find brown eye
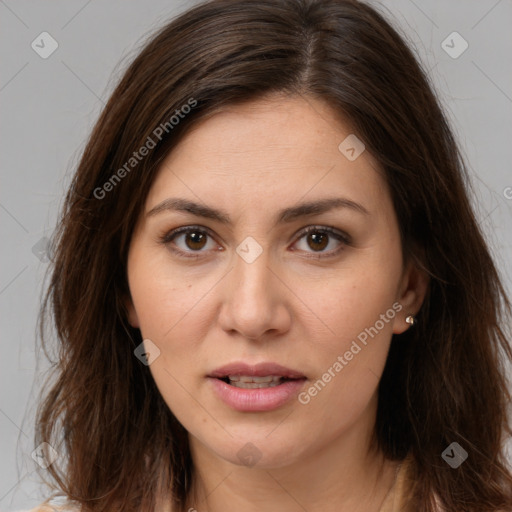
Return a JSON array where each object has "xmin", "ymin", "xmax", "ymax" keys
[
  {"xmin": 293, "ymin": 226, "xmax": 350, "ymax": 258},
  {"xmin": 184, "ymin": 231, "xmax": 208, "ymax": 250},
  {"xmin": 160, "ymin": 226, "xmax": 219, "ymax": 259},
  {"xmin": 306, "ymin": 231, "xmax": 329, "ymax": 251},
  {"xmin": 161, "ymin": 225, "xmax": 349, "ymax": 260}
]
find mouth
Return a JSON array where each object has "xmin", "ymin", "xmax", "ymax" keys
[
  {"xmin": 216, "ymin": 375, "xmax": 304, "ymax": 389},
  {"xmin": 207, "ymin": 362, "xmax": 307, "ymax": 412},
  {"xmin": 208, "ymin": 361, "xmax": 306, "ymax": 386}
]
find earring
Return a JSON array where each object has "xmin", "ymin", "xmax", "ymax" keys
[{"xmin": 405, "ymin": 315, "xmax": 417, "ymax": 326}]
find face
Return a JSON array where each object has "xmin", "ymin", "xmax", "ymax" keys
[{"xmin": 126, "ymin": 94, "xmax": 426, "ymax": 469}]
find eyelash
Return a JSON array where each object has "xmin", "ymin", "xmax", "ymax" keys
[{"xmin": 158, "ymin": 225, "xmax": 351, "ymax": 260}]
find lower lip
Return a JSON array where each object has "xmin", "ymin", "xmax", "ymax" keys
[{"xmin": 208, "ymin": 377, "xmax": 306, "ymax": 412}]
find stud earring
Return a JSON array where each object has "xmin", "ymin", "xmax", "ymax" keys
[{"xmin": 405, "ymin": 315, "xmax": 417, "ymax": 326}]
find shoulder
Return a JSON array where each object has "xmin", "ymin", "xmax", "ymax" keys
[{"xmin": 21, "ymin": 504, "xmax": 80, "ymax": 512}]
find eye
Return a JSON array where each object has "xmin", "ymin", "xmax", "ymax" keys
[
  {"xmin": 159, "ymin": 225, "xmax": 350, "ymax": 260},
  {"xmin": 159, "ymin": 226, "xmax": 221, "ymax": 259},
  {"xmin": 292, "ymin": 225, "xmax": 350, "ymax": 258}
]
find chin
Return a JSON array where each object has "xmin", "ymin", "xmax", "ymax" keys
[{"xmin": 208, "ymin": 432, "xmax": 307, "ymax": 470}]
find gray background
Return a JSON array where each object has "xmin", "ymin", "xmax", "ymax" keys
[{"xmin": 1, "ymin": 0, "xmax": 511, "ymax": 510}]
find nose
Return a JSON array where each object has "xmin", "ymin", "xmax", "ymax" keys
[{"xmin": 217, "ymin": 244, "xmax": 292, "ymax": 341}]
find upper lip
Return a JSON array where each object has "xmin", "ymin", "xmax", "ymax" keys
[{"xmin": 208, "ymin": 362, "xmax": 306, "ymax": 379}]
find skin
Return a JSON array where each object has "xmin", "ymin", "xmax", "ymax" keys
[{"xmin": 126, "ymin": 93, "xmax": 428, "ymax": 512}]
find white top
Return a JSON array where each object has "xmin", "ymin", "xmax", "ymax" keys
[{"xmin": 11, "ymin": 506, "xmax": 80, "ymax": 512}]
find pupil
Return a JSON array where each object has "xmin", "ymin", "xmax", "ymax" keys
[
  {"xmin": 186, "ymin": 232, "xmax": 206, "ymax": 250},
  {"xmin": 309, "ymin": 232, "xmax": 328, "ymax": 251}
]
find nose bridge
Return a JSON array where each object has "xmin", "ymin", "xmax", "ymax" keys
[
  {"xmin": 232, "ymin": 237, "xmax": 273, "ymax": 304},
  {"xmin": 220, "ymin": 236, "xmax": 284, "ymax": 338}
]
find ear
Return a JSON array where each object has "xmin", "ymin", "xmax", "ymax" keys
[
  {"xmin": 124, "ymin": 294, "xmax": 140, "ymax": 329},
  {"xmin": 393, "ymin": 258, "xmax": 429, "ymax": 335}
]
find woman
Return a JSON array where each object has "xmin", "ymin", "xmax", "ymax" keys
[{"xmin": 28, "ymin": 0, "xmax": 512, "ymax": 510}]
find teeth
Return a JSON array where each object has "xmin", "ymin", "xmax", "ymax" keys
[
  {"xmin": 226, "ymin": 375, "xmax": 283, "ymax": 388},
  {"xmin": 230, "ymin": 380, "xmax": 282, "ymax": 389},
  {"xmin": 238, "ymin": 375, "xmax": 281, "ymax": 383}
]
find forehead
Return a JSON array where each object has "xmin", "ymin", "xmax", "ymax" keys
[
  {"xmin": 162, "ymin": 94, "xmax": 366, "ymax": 167},
  {"xmin": 145, "ymin": 94, "xmax": 390, "ymax": 220}
]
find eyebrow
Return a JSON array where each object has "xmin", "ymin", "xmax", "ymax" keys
[{"xmin": 146, "ymin": 196, "xmax": 370, "ymax": 224}]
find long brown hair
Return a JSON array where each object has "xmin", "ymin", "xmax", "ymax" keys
[{"xmin": 35, "ymin": 0, "xmax": 512, "ymax": 510}]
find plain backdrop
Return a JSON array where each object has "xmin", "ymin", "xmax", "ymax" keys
[{"xmin": 1, "ymin": 0, "xmax": 511, "ymax": 510}]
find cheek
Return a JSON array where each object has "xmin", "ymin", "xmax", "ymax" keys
[
  {"xmin": 128, "ymin": 252, "xmax": 204, "ymax": 340},
  {"xmin": 128, "ymin": 271, "xmax": 214, "ymax": 423},
  {"xmin": 127, "ymin": 255, "xmax": 221, "ymax": 392},
  {"xmin": 299, "ymin": 265, "xmax": 400, "ymax": 347},
  {"xmin": 293, "ymin": 263, "xmax": 401, "ymax": 415}
]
